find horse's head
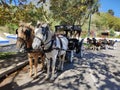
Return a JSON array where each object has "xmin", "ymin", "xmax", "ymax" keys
[
  {"xmin": 16, "ymin": 22, "xmax": 34, "ymax": 53},
  {"xmin": 32, "ymin": 21, "xmax": 49, "ymax": 50}
]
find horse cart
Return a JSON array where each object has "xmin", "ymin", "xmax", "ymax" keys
[{"xmin": 55, "ymin": 25, "xmax": 84, "ymax": 62}]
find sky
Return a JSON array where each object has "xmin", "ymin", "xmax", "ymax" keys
[{"xmin": 99, "ymin": 0, "xmax": 120, "ymax": 17}]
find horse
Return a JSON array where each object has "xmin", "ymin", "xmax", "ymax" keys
[
  {"xmin": 16, "ymin": 22, "xmax": 45, "ymax": 79},
  {"xmin": 87, "ymin": 38, "xmax": 101, "ymax": 50},
  {"xmin": 32, "ymin": 22, "xmax": 68, "ymax": 81},
  {"xmin": 105, "ymin": 39, "xmax": 117, "ymax": 49}
]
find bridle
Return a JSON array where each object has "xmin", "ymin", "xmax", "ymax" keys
[
  {"xmin": 16, "ymin": 25, "xmax": 32, "ymax": 51},
  {"xmin": 17, "ymin": 37, "xmax": 27, "ymax": 49},
  {"xmin": 34, "ymin": 36, "xmax": 44, "ymax": 46},
  {"xmin": 34, "ymin": 31, "xmax": 52, "ymax": 47},
  {"xmin": 34, "ymin": 26, "xmax": 55, "ymax": 52}
]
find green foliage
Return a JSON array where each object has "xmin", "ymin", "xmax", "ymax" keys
[
  {"xmin": 109, "ymin": 29, "xmax": 115, "ymax": 37},
  {"xmin": 0, "ymin": 2, "xmax": 43, "ymax": 26},
  {"xmin": 6, "ymin": 23, "xmax": 18, "ymax": 34},
  {"xmin": 0, "ymin": 52, "xmax": 16, "ymax": 59},
  {"xmin": 0, "ymin": 0, "xmax": 99, "ymax": 27},
  {"xmin": 115, "ymin": 35, "xmax": 120, "ymax": 38},
  {"xmin": 49, "ymin": 0, "xmax": 99, "ymax": 25},
  {"xmin": 1, "ymin": 0, "xmax": 120, "ymax": 36},
  {"xmin": 92, "ymin": 13, "xmax": 120, "ymax": 32},
  {"xmin": 107, "ymin": 9, "xmax": 114, "ymax": 16}
]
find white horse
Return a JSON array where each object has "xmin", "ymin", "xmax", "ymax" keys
[{"xmin": 32, "ymin": 22, "xmax": 68, "ymax": 81}]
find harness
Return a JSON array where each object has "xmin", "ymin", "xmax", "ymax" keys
[
  {"xmin": 43, "ymin": 38, "xmax": 54, "ymax": 53},
  {"xmin": 35, "ymin": 34, "xmax": 65, "ymax": 53},
  {"xmin": 36, "ymin": 34, "xmax": 56, "ymax": 53},
  {"xmin": 57, "ymin": 35, "xmax": 63, "ymax": 49}
]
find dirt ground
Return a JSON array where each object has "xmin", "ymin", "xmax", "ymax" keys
[
  {"xmin": 0, "ymin": 42, "xmax": 120, "ymax": 90},
  {"xmin": 0, "ymin": 53, "xmax": 27, "ymax": 72}
]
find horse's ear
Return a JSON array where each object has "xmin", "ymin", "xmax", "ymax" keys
[
  {"xmin": 37, "ymin": 20, "xmax": 41, "ymax": 24},
  {"xmin": 19, "ymin": 21, "xmax": 24, "ymax": 26},
  {"xmin": 26, "ymin": 22, "xmax": 32, "ymax": 27},
  {"xmin": 36, "ymin": 21, "xmax": 42, "ymax": 28}
]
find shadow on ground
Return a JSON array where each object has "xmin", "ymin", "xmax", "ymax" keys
[{"xmin": 0, "ymin": 50, "xmax": 120, "ymax": 90}]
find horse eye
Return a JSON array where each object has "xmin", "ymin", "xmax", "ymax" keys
[{"xmin": 16, "ymin": 29, "xmax": 18, "ymax": 34}]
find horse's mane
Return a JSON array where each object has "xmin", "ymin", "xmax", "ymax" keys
[
  {"xmin": 19, "ymin": 22, "xmax": 34, "ymax": 30},
  {"xmin": 37, "ymin": 22, "xmax": 54, "ymax": 35},
  {"xmin": 19, "ymin": 22, "xmax": 35, "ymax": 36}
]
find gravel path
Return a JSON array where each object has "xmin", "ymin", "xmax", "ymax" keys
[
  {"xmin": 0, "ymin": 42, "xmax": 120, "ymax": 90},
  {"xmin": 0, "ymin": 44, "xmax": 17, "ymax": 52}
]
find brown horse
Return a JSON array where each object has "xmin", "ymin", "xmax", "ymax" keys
[{"xmin": 16, "ymin": 22, "xmax": 45, "ymax": 78}]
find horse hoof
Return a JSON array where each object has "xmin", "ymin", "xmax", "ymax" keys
[
  {"xmin": 44, "ymin": 76, "xmax": 49, "ymax": 81},
  {"xmin": 50, "ymin": 78, "xmax": 55, "ymax": 82},
  {"xmin": 44, "ymin": 78, "xmax": 49, "ymax": 81},
  {"xmin": 29, "ymin": 73, "xmax": 34, "ymax": 77},
  {"xmin": 49, "ymin": 79, "xmax": 54, "ymax": 83},
  {"xmin": 33, "ymin": 75, "xmax": 38, "ymax": 80},
  {"xmin": 57, "ymin": 69, "xmax": 63, "ymax": 72},
  {"xmin": 57, "ymin": 67, "xmax": 63, "ymax": 72}
]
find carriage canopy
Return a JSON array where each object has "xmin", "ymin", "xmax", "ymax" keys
[{"xmin": 55, "ymin": 25, "xmax": 82, "ymax": 32}]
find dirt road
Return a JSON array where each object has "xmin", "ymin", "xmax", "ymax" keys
[{"xmin": 0, "ymin": 43, "xmax": 120, "ymax": 90}]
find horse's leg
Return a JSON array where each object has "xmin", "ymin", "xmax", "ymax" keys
[
  {"xmin": 58, "ymin": 55, "xmax": 62, "ymax": 71},
  {"xmin": 45, "ymin": 58, "xmax": 50, "ymax": 80},
  {"xmin": 70, "ymin": 50, "xmax": 74, "ymax": 63},
  {"xmin": 50, "ymin": 50, "xmax": 58, "ymax": 81},
  {"xmin": 98, "ymin": 46, "xmax": 100, "ymax": 50},
  {"xmin": 34, "ymin": 56, "xmax": 38, "ymax": 78},
  {"xmin": 93, "ymin": 45, "xmax": 96, "ymax": 51},
  {"xmin": 60, "ymin": 53, "xmax": 66, "ymax": 71},
  {"xmin": 28, "ymin": 57, "xmax": 33, "ymax": 77},
  {"xmin": 50, "ymin": 56, "xmax": 57, "ymax": 81},
  {"xmin": 40, "ymin": 55, "xmax": 45, "ymax": 70}
]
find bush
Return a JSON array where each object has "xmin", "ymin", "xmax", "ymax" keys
[
  {"xmin": 6, "ymin": 23, "xmax": 18, "ymax": 34},
  {"xmin": 0, "ymin": 52, "xmax": 16, "ymax": 59},
  {"xmin": 115, "ymin": 35, "xmax": 120, "ymax": 38},
  {"xmin": 109, "ymin": 29, "xmax": 115, "ymax": 37}
]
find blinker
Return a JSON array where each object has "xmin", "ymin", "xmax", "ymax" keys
[
  {"xmin": 16, "ymin": 29, "xmax": 18, "ymax": 34},
  {"xmin": 25, "ymin": 29, "xmax": 31, "ymax": 40}
]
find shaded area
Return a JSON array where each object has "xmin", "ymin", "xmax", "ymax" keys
[
  {"xmin": 0, "ymin": 44, "xmax": 17, "ymax": 52},
  {"xmin": 0, "ymin": 53, "xmax": 27, "ymax": 71},
  {"xmin": 0, "ymin": 43, "xmax": 120, "ymax": 90}
]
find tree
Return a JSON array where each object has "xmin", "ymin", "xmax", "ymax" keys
[
  {"xmin": 108, "ymin": 9, "xmax": 114, "ymax": 16},
  {"xmin": 0, "ymin": 0, "xmax": 44, "ymax": 25},
  {"xmin": 49, "ymin": 0, "xmax": 99, "ymax": 26}
]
